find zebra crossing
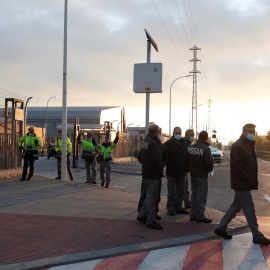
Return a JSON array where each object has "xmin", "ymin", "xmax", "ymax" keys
[{"xmin": 48, "ymin": 233, "xmax": 270, "ymax": 270}]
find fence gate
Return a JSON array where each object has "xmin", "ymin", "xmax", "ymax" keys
[{"xmin": 0, "ymin": 98, "xmax": 24, "ymax": 170}]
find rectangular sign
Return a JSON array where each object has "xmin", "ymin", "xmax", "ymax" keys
[
  {"xmin": 15, "ymin": 108, "xmax": 24, "ymax": 121},
  {"xmin": 133, "ymin": 63, "xmax": 163, "ymax": 93}
]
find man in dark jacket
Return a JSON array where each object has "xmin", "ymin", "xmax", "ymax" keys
[
  {"xmin": 183, "ymin": 129, "xmax": 195, "ymax": 209},
  {"xmin": 165, "ymin": 127, "xmax": 190, "ymax": 216},
  {"xmin": 214, "ymin": 123, "xmax": 270, "ymax": 245},
  {"xmin": 137, "ymin": 124, "xmax": 164, "ymax": 230},
  {"xmin": 188, "ymin": 131, "xmax": 214, "ymax": 223}
]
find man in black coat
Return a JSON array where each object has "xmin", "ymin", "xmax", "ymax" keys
[
  {"xmin": 188, "ymin": 131, "xmax": 214, "ymax": 223},
  {"xmin": 137, "ymin": 124, "xmax": 164, "ymax": 230},
  {"xmin": 165, "ymin": 127, "xmax": 190, "ymax": 216},
  {"xmin": 214, "ymin": 123, "xmax": 270, "ymax": 245}
]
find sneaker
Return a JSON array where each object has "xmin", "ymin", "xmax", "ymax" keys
[
  {"xmin": 175, "ymin": 208, "xmax": 189, "ymax": 214},
  {"xmin": 167, "ymin": 210, "xmax": 175, "ymax": 216},
  {"xmin": 137, "ymin": 216, "xmax": 147, "ymax": 223},
  {"xmin": 155, "ymin": 214, "xmax": 162, "ymax": 220},
  {"xmin": 101, "ymin": 182, "xmax": 104, "ymax": 186},
  {"xmin": 146, "ymin": 221, "xmax": 164, "ymax": 230},
  {"xmin": 197, "ymin": 217, "xmax": 212, "ymax": 223},
  {"xmin": 214, "ymin": 228, "xmax": 232, "ymax": 239},
  {"xmin": 105, "ymin": 184, "xmax": 109, "ymax": 188},
  {"xmin": 253, "ymin": 237, "xmax": 270, "ymax": 245},
  {"xmin": 91, "ymin": 181, "xmax": 97, "ymax": 184},
  {"xmin": 55, "ymin": 177, "xmax": 61, "ymax": 180},
  {"xmin": 190, "ymin": 218, "xmax": 196, "ymax": 221},
  {"xmin": 20, "ymin": 177, "xmax": 26, "ymax": 181}
]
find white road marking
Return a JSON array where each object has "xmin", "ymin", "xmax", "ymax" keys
[
  {"xmin": 223, "ymin": 232, "xmax": 269, "ymax": 270},
  {"xmin": 138, "ymin": 245, "xmax": 189, "ymax": 270},
  {"xmin": 50, "ymin": 259, "xmax": 102, "ymax": 270},
  {"xmin": 263, "ymin": 194, "xmax": 270, "ymax": 204}
]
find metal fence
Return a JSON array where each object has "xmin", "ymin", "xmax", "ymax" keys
[{"xmin": 0, "ymin": 99, "xmax": 24, "ymax": 170}]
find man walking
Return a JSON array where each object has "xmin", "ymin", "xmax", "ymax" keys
[
  {"xmin": 183, "ymin": 129, "xmax": 195, "ymax": 209},
  {"xmin": 18, "ymin": 127, "xmax": 41, "ymax": 181},
  {"xmin": 78, "ymin": 132, "xmax": 98, "ymax": 184},
  {"xmin": 96, "ymin": 131, "xmax": 119, "ymax": 188},
  {"xmin": 188, "ymin": 131, "xmax": 214, "ymax": 223},
  {"xmin": 137, "ymin": 124, "xmax": 164, "ymax": 230},
  {"xmin": 55, "ymin": 130, "xmax": 73, "ymax": 181},
  {"xmin": 165, "ymin": 127, "xmax": 190, "ymax": 216},
  {"xmin": 214, "ymin": 123, "xmax": 270, "ymax": 245}
]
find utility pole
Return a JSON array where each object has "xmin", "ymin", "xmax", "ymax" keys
[
  {"xmin": 207, "ymin": 99, "xmax": 212, "ymax": 139},
  {"xmin": 190, "ymin": 45, "xmax": 201, "ymax": 138}
]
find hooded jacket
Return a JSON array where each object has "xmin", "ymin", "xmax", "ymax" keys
[
  {"xmin": 230, "ymin": 135, "xmax": 258, "ymax": 191},
  {"xmin": 188, "ymin": 138, "xmax": 213, "ymax": 178}
]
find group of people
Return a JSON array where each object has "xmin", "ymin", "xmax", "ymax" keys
[
  {"xmin": 136, "ymin": 123, "xmax": 270, "ymax": 245},
  {"xmin": 18, "ymin": 127, "xmax": 119, "ymax": 188}
]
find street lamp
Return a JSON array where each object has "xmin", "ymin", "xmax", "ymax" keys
[
  {"xmin": 45, "ymin": 96, "xmax": 57, "ymax": 147},
  {"xmin": 169, "ymin": 75, "xmax": 193, "ymax": 138},
  {"xmin": 24, "ymin": 97, "xmax": 33, "ymax": 135}
]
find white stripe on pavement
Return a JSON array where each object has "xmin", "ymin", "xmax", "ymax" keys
[
  {"xmin": 51, "ymin": 259, "xmax": 102, "ymax": 270},
  {"xmin": 137, "ymin": 245, "xmax": 189, "ymax": 270},
  {"xmin": 223, "ymin": 232, "xmax": 269, "ymax": 270},
  {"xmin": 263, "ymin": 194, "xmax": 270, "ymax": 204}
]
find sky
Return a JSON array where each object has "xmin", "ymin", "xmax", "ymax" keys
[{"xmin": 0, "ymin": 0, "xmax": 270, "ymax": 144}]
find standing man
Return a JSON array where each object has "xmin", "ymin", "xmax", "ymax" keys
[
  {"xmin": 96, "ymin": 131, "xmax": 119, "ymax": 188},
  {"xmin": 78, "ymin": 132, "xmax": 98, "ymax": 184},
  {"xmin": 188, "ymin": 131, "xmax": 214, "ymax": 223},
  {"xmin": 137, "ymin": 124, "xmax": 164, "ymax": 230},
  {"xmin": 55, "ymin": 130, "xmax": 73, "ymax": 181},
  {"xmin": 214, "ymin": 123, "xmax": 270, "ymax": 245},
  {"xmin": 18, "ymin": 127, "xmax": 41, "ymax": 181},
  {"xmin": 165, "ymin": 127, "xmax": 190, "ymax": 216},
  {"xmin": 183, "ymin": 129, "xmax": 195, "ymax": 209}
]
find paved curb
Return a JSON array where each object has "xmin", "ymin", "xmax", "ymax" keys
[{"xmin": 0, "ymin": 225, "xmax": 250, "ymax": 270}]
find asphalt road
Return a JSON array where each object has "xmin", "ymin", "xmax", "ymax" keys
[{"xmin": 35, "ymin": 150, "xmax": 270, "ymax": 217}]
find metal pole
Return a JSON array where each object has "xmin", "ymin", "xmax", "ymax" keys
[
  {"xmin": 169, "ymin": 75, "xmax": 192, "ymax": 138},
  {"xmin": 45, "ymin": 96, "xmax": 56, "ymax": 148},
  {"xmin": 145, "ymin": 40, "xmax": 151, "ymax": 135},
  {"xmin": 61, "ymin": 0, "xmax": 68, "ymax": 182},
  {"xmin": 24, "ymin": 97, "xmax": 33, "ymax": 135}
]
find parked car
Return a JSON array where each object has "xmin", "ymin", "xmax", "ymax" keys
[
  {"xmin": 209, "ymin": 146, "xmax": 222, "ymax": 163},
  {"xmin": 224, "ymin": 145, "xmax": 228, "ymax": 150}
]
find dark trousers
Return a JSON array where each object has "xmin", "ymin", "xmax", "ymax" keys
[
  {"xmin": 189, "ymin": 177, "xmax": 208, "ymax": 219},
  {"xmin": 100, "ymin": 160, "xmax": 111, "ymax": 184},
  {"xmin": 22, "ymin": 154, "xmax": 35, "ymax": 178},
  {"xmin": 57, "ymin": 156, "xmax": 73, "ymax": 179},
  {"xmin": 138, "ymin": 178, "xmax": 162, "ymax": 214},
  {"xmin": 184, "ymin": 173, "xmax": 191, "ymax": 207},
  {"xmin": 218, "ymin": 190, "xmax": 264, "ymax": 238},
  {"xmin": 166, "ymin": 176, "xmax": 186, "ymax": 211},
  {"xmin": 137, "ymin": 178, "xmax": 160, "ymax": 225},
  {"xmin": 85, "ymin": 159, "xmax": 97, "ymax": 182}
]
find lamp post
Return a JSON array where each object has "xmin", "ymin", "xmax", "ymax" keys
[
  {"xmin": 45, "ymin": 96, "xmax": 57, "ymax": 147},
  {"xmin": 169, "ymin": 75, "xmax": 193, "ymax": 138},
  {"xmin": 24, "ymin": 97, "xmax": 33, "ymax": 135},
  {"xmin": 126, "ymin": 123, "xmax": 134, "ymax": 158}
]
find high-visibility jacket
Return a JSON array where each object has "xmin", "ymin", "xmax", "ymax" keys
[
  {"xmin": 81, "ymin": 140, "xmax": 96, "ymax": 152},
  {"xmin": 96, "ymin": 141, "xmax": 117, "ymax": 161},
  {"xmin": 18, "ymin": 133, "xmax": 41, "ymax": 151},
  {"xmin": 55, "ymin": 137, "xmax": 72, "ymax": 153}
]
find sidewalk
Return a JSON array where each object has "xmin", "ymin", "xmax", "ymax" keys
[{"xmin": 0, "ymin": 172, "xmax": 248, "ymax": 270}]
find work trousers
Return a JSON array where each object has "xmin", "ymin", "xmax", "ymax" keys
[
  {"xmin": 184, "ymin": 172, "xmax": 191, "ymax": 207},
  {"xmin": 189, "ymin": 177, "xmax": 208, "ymax": 220},
  {"xmin": 85, "ymin": 159, "xmax": 97, "ymax": 182},
  {"xmin": 100, "ymin": 160, "xmax": 111, "ymax": 184},
  {"xmin": 138, "ymin": 178, "xmax": 162, "ymax": 214},
  {"xmin": 22, "ymin": 153, "xmax": 35, "ymax": 178},
  {"xmin": 57, "ymin": 155, "xmax": 73, "ymax": 180},
  {"xmin": 217, "ymin": 190, "xmax": 264, "ymax": 238},
  {"xmin": 166, "ymin": 176, "xmax": 186, "ymax": 211},
  {"xmin": 137, "ymin": 178, "xmax": 160, "ymax": 225}
]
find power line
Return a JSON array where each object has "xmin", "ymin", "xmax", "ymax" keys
[
  {"xmin": 186, "ymin": 0, "xmax": 200, "ymax": 46},
  {"xmin": 182, "ymin": 0, "xmax": 196, "ymax": 45},
  {"xmin": 152, "ymin": 0, "xmax": 189, "ymax": 71}
]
